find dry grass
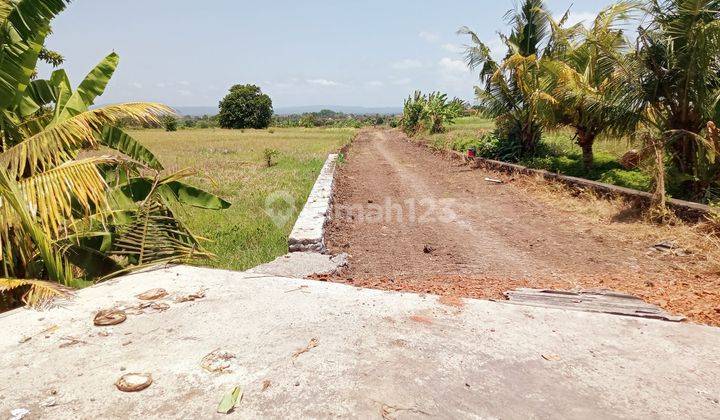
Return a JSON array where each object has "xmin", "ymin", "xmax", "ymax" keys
[
  {"xmin": 126, "ymin": 127, "xmax": 356, "ymax": 270},
  {"xmin": 515, "ymin": 174, "xmax": 720, "ymax": 274}
]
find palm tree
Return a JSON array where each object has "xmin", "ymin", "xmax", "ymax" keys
[
  {"xmin": 610, "ymin": 0, "xmax": 720, "ymax": 201},
  {"xmin": 0, "ymin": 1, "xmax": 229, "ymax": 308},
  {"xmin": 459, "ymin": 0, "xmax": 556, "ymax": 157},
  {"xmin": 544, "ymin": 2, "xmax": 637, "ymax": 170}
]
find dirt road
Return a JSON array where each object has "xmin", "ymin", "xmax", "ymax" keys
[{"xmin": 324, "ymin": 129, "xmax": 720, "ymax": 325}]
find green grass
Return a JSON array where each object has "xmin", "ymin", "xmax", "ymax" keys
[
  {"xmin": 427, "ymin": 116, "xmax": 653, "ymax": 192},
  {"xmin": 128, "ymin": 127, "xmax": 356, "ymax": 271}
]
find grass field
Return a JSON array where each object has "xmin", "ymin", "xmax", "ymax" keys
[{"xmin": 127, "ymin": 127, "xmax": 356, "ymax": 271}]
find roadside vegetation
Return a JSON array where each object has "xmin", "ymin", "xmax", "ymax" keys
[
  {"xmin": 400, "ymin": 90, "xmax": 466, "ymax": 135},
  {"xmin": 0, "ymin": 1, "xmax": 229, "ymax": 309},
  {"xmin": 404, "ymin": 0, "xmax": 720, "ymax": 211}
]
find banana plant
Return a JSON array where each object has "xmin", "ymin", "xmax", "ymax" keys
[{"xmin": 0, "ymin": 2, "xmax": 230, "ymax": 308}]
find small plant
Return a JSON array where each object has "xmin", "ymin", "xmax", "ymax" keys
[
  {"xmin": 337, "ymin": 153, "xmax": 346, "ymax": 164},
  {"xmin": 268, "ymin": 128, "xmax": 275, "ymax": 134},
  {"xmin": 263, "ymin": 148, "xmax": 280, "ymax": 167}
]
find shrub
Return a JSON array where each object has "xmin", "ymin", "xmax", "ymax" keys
[
  {"xmin": 161, "ymin": 115, "xmax": 178, "ymax": 132},
  {"xmin": 263, "ymin": 148, "xmax": 280, "ymax": 167},
  {"xmin": 218, "ymin": 84, "xmax": 273, "ymax": 129}
]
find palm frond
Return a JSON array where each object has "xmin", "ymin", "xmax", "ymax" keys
[
  {"xmin": 14, "ymin": 156, "xmax": 116, "ymax": 238},
  {"xmin": 0, "ymin": 277, "xmax": 73, "ymax": 308},
  {"xmin": 0, "ymin": 102, "xmax": 171, "ymax": 178}
]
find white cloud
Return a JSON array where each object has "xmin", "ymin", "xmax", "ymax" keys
[
  {"xmin": 365, "ymin": 80, "xmax": 384, "ymax": 87},
  {"xmin": 307, "ymin": 78, "xmax": 341, "ymax": 87},
  {"xmin": 179, "ymin": 80, "xmax": 191, "ymax": 86},
  {"xmin": 178, "ymin": 89, "xmax": 192, "ymax": 96},
  {"xmin": 129, "ymin": 82, "xmax": 143, "ymax": 89},
  {"xmin": 438, "ymin": 57, "xmax": 468, "ymax": 74},
  {"xmin": 442, "ymin": 43, "xmax": 464, "ymax": 54},
  {"xmin": 390, "ymin": 77, "xmax": 412, "ymax": 86},
  {"xmin": 391, "ymin": 59, "xmax": 423, "ymax": 70},
  {"xmin": 155, "ymin": 82, "xmax": 167, "ymax": 88},
  {"xmin": 418, "ymin": 31, "xmax": 439, "ymax": 43}
]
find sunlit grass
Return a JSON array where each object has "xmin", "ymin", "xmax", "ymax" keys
[{"xmin": 128, "ymin": 127, "xmax": 356, "ymax": 270}]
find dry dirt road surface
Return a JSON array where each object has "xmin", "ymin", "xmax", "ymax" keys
[{"xmin": 324, "ymin": 128, "xmax": 720, "ymax": 326}]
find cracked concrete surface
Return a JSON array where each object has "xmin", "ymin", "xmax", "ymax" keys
[{"xmin": 1, "ymin": 265, "xmax": 719, "ymax": 419}]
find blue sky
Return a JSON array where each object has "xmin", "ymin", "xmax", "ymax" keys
[{"xmin": 41, "ymin": 0, "xmax": 616, "ymax": 108}]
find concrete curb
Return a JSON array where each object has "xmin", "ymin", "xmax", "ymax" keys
[{"xmin": 288, "ymin": 153, "xmax": 338, "ymax": 252}]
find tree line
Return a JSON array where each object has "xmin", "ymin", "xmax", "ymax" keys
[{"xmin": 458, "ymin": 0, "xmax": 720, "ymax": 207}]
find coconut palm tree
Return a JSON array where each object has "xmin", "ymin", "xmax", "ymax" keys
[
  {"xmin": 544, "ymin": 2, "xmax": 638, "ymax": 170},
  {"xmin": 609, "ymin": 0, "xmax": 720, "ymax": 201},
  {"xmin": 459, "ymin": 0, "xmax": 557, "ymax": 157}
]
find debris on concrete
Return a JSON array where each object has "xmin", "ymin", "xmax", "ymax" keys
[
  {"xmin": 175, "ymin": 289, "xmax": 206, "ymax": 303},
  {"xmin": 292, "ymin": 338, "xmax": 319, "ymax": 359},
  {"xmin": 542, "ymin": 354, "xmax": 561, "ymax": 361},
  {"xmin": 261, "ymin": 380, "xmax": 271, "ymax": 391},
  {"xmin": 59, "ymin": 336, "xmax": 87, "ymax": 348},
  {"xmin": 115, "ymin": 373, "xmax": 153, "ymax": 392},
  {"xmin": 136, "ymin": 288, "xmax": 168, "ymax": 300},
  {"xmin": 201, "ymin": 349, "xmax": 236, "ymax": 373},
  {"xmin": 217, "ymin": 386, "xmax": 242, "ymax": 414},
  {"xmin": 93, "ymin": 309, "xmax": 127, "ymax": 326}
]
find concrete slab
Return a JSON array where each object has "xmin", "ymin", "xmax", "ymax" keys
[
  {"xmin": 1, "ymin": 265, "xmax": 719, "ymax": 419},
  {"xmin": 288, "ymin": 154, "xmax": 337, "ymax": 252},
  {"xmin": 247, "ymin": 252, "xmax": 347, "ymax": 278}
]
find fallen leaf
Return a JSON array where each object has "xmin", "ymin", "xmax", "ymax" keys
[
  {"xmin": 136, "ymin": 288, "xmax": 168, "ymax": 300},
  {"xmin": 261, "ymin": 379, "xmax": 271, "ymax": 391},
  {"xmin": 93, "ymin": 310, "xmax": 127, "ymax": 326},
  {"xmin": 217, "ymin": 386, "xmax": 242, "ymax": 414}
]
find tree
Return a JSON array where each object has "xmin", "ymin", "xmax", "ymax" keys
[
  {"xmin": 544, "ymin": 2, "xmax": 637, "ymax": 170},
  {"xmin": 608, "ymin": 0, "xmax": 720, "ymax": 204},
  {"xmin": 218, "ymin": 84, "xmax": 273, "ymax": 129},
  {"xmin": 0, "ymin": 2, "xmax": 230, "ymax": 308},
  {"xmin": 460, "ymin": 0, "xmax": 556, "ymax": 158}
]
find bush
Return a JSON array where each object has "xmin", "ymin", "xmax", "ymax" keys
[
  {"xmin": 263, "ymin": 148, "xmax": 280, "ymax": 167},
  {"xmin": 218, "ymin": 84, "xmax": 273, "ymax": 129},
  {"xmin": 161, "ymin": 115, "xmax": 178, "ymax": 132}
]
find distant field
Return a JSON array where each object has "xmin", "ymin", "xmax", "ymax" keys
[{"xmin": 128, "ymin": 127, "xmax": 356, "ymax": 271}]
